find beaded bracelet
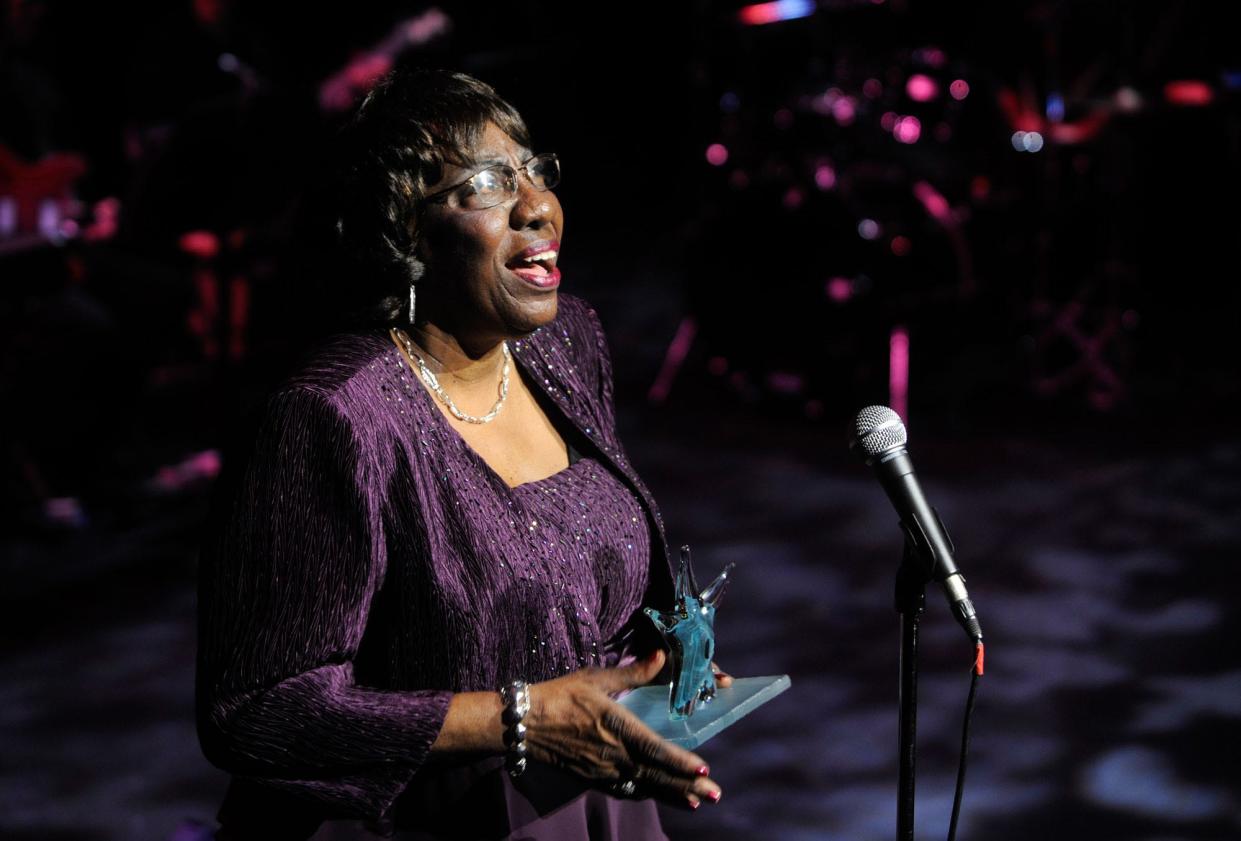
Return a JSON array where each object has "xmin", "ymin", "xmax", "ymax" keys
[{"xmin": 500, "ymin": 680, "xmax": 531, "ymax": 778}]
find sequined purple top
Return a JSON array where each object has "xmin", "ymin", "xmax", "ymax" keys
[
  {"xmin": 197, "ymin": 295, "xmax": 675, "ymax": 839},
  {"xmin": 506, "ymin": 455, "xmax": 651, "ymax": 674}
]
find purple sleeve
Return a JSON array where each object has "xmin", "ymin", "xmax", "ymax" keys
[{"xmin": 197, "ymin": 386, "xmax": 452, "ymax": 821}]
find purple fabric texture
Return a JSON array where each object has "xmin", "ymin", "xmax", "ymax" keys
[{"xmin": 197, "ymin": 295, "xmax": 675, "ymax": 839}]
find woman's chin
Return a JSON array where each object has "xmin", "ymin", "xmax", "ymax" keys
[
  {"xmin": 495, "ymin": 279, "xmax": 558, "ymax": 336},
  {"xmin": 512, "ymin": 292, "xmax": 558, "ymax": 335}
]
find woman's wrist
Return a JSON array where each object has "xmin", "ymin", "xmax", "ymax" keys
[
  {"xmin": 429, "ymin": 691, "xmax": 506, "ymax": 754},
  {"xmin": 499, "ymin": 680, "xmax": 532, "ymax": 777}
]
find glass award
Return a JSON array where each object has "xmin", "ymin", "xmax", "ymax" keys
[{"xmin": 618, "ymin": 546, "xmax": 791, "ymax": 749}]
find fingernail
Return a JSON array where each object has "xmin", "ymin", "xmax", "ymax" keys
[
  {"xmin": 696, "ymin": 764, "xmax": 710, "ymax": 777},
  {"xmin": 706, "ymin": 789, "xmax": 722, "ymax": 803},
  {"xmin": 688, "ymin": 797, "xmax": 701, "ymax": 810}
]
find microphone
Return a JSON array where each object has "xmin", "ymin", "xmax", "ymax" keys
[{"xmin": 850, "ymin": 406, "xmax": 983, "ymax": 642}]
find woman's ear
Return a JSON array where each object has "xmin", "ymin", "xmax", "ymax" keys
[
  {"xmin": 406, "ymin": 211, "xmax": 428, "ymax": 282},
  {"xmin": 405, "ymin": 253, "xmax": 427, "ymax": 283},
  {"xmin": 407, "ymin": 212, "xmax": 431, "ymax": 281}
]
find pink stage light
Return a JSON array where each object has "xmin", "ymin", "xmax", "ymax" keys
[
  {"xmin": 814, "ymin": 164, "xmax": 837, "ymax": 190},
  {"xmin": 914, "ymin": 47, "xmax": 947, "ymax": 68},
  {"xmin": 894, "ymin": 116, "xmax": 922, "ymax": 143},
  {"xmin": 949, "ymin": 79, "xmax": 970, "ymax": 100},
  {"xmin": 180, "ymin": 230, "xmax": 220, "ymax": 259},
  {"xmin": 863, "ymin": 78, "xmax": 883, "ymax": 99},
  {"xmin": 889, "ymin": 326, "xmax": 909, "ymax": 422},
  {"xmin": 153, "ymin": 449, "xmax": 223, "ymax": 493},
  {"xmin": 832, "ymin": 97, "xmax": 857, "ymax": 125},
  {"xmin": 767, "ymin": 371, "xmax": 805, "ymax": 394},
  {"xmin": 826, "ymin": 276, "xmax": 853, "ymax": 302},
  {"xmin": 1164, "ymin": 80, "xmax": 1214, "ymax": 106},
  {"xmin": 648, "ymin": 317, "xmax": 697, "ymax": 405},
  {"xmin": 913, "ymin": 181, "xmax": 951, "ymax": 222},
  {"xmin": 706, "ymin": 143, "xmax": 729, "ymax": 166},
  {"xmin": 84, "ymin": 197, "xmax": 120, "ymax": 242},
  {"xmin": 890, "ymin": 235, "xmax": 911, "ymax": 256},
  {"xmin": 738, "ymin": 0, "xmax": 816, "ymax": 26},
  {"xmin": 811, "ymin": 88, "xmax": 841, "ymax": 116},
  {"xmin": 906, "ymin": 74, "xmax": 939, "ymax": 102}
]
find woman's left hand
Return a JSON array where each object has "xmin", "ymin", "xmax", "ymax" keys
[{"xmin": 711, "ymin": 662, "xmax": 733, "ymax": 688}]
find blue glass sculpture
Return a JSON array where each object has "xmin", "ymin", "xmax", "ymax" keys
[{"xmin": 644, "ymin": 546, "xmax": 735, "ymax": 720}]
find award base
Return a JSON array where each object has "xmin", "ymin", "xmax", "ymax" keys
[{"xmin": 618, "ymin": 675, "xmax": 791, "ymax": 749}]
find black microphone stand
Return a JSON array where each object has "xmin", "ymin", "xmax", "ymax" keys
[{"xmin": 895, "ymin": 535, "xmax": 931, "ymax": 841}]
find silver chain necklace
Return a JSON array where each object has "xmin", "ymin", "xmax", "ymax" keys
[{"xmin": 391, "ymin": 328, "xmax": 511, "ymax": 424}]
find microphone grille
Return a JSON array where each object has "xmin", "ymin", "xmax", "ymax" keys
[{"xmin": 852, "ymin": 405, "xmax": 907, "ymax": 457}]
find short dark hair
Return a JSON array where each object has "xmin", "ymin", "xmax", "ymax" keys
[{"xmin": 300, "ymin": 68, "xmax": 531, "ymax": 328}]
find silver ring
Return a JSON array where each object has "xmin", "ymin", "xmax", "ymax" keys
[{"xmin": 612, "ymin": 779, "xmax": 638, "ymax": 798}]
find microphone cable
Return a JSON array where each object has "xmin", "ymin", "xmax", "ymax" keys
[{"xmin": 947, "ymin": 642, "xmax": 984, "ymax": 841}]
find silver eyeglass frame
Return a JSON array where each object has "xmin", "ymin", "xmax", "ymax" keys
[{"xmin": 422, "ymin": 153, "xmax": 560, "ymax": 210}]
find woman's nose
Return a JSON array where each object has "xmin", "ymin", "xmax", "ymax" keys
[{"xmin": 510, "ymin": 181, "xmax": 557, "ymax": 230}]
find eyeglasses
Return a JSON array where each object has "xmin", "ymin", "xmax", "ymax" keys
[{"xmin": 422, "ymin": 153, "xmax": 560, "ymax": 211}]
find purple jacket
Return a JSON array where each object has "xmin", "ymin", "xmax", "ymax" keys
[{"xmin": 196, "ymin": 294, "xmax": 675, "ymax": 833}]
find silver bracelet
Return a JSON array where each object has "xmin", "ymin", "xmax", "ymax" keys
[{"xmin": 500, "ymin": 680, "xmax": 531, "ymax": 778}]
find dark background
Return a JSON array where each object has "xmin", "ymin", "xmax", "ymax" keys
[{"xmin": 3, "ymin": 2, "xmax": 1239, "ymax": 839}]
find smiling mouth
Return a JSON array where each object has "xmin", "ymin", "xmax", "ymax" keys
[{"xmin": 505, "ymin": 240, "xmax": 561, "ymax": 288}]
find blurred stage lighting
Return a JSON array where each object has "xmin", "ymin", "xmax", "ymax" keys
[
  {"xmin": 906, "ymin": 74, "xmax": 939, "ymax": 102},
  {"xmin": 1164, "ymin": 80, "xmax": 1214, "ymax": 106},
  {"xmin": 738, "ymin": 0, "xmax": 815, "ymax": 26},
  {"xmin": 858, "ymin": 218, "xmax": 881, "ymax": 240},
  {"xmin": 1047, "ymin": 92, "xmax": 1066, "ymax": 122},
  {"xmin": 1012, "ymin": 130, "xmax": 1044, "ymax": 152},
  {"xmin": 894, "ymin": 116, "xmax": 922, "ymax": 144}
]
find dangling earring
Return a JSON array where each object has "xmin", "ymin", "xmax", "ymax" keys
[{"xmin": 407, "ymin": 230, "xmax": 425, "ymax": 325}]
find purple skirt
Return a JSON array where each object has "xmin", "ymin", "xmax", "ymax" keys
[{"xmin": 216, "ymin": 759, "xmax": 669, "ymax": 841}]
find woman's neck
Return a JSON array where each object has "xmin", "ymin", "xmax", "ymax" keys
[{"xmin": 404, "ymin": 322, "xmax": 508, "ymax": 386}]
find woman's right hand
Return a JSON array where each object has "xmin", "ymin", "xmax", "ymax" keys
[{"xmin": 525, "ymin": 649, "xmax": 723, "ymax": 809}]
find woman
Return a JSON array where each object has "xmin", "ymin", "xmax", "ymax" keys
[{"xmin": 197, "ymin": 68, "xmax": 725, "ymax": 840}]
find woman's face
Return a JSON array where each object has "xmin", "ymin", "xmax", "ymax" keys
[{"xmin": 415, "ymin": 121, "xmax": 564, "ymax": 348}]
